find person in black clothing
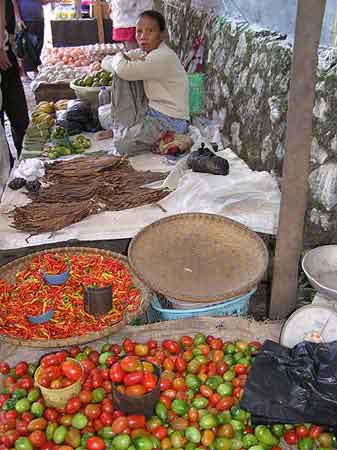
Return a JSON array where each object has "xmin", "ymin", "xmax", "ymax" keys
[{"xmin": 1, "ymin": 0, "xmax": 29, "ymax": 167}]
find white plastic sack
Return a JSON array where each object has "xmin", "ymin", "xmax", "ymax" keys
[
  {"xmin": 0, "ymin": 75, "xmax": 10, "ymax": 198},
  {"xmin": 98, "ymin": 104, "xmax": 113, "ymax": 130}
]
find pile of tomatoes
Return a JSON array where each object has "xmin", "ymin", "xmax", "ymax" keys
[
  {"xmin": 110, "ymin": 356, "xmax": 158, "ymax": 397},
  {"xmin": 37, "ymin": 355, "xmax": 82, "ymax": 390},
  {"xmin": 0, "ymin": 334, "xmax": 336, "ymax": 450}
]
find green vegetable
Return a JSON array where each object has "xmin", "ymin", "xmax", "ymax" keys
[
  {"xmin": 171, "ymin": 399, "xmax": 188, "ymax": 416},
  {"xmin": 206, "ymin": 375, "xmax": 223, "ymax": 390},
  {"xmin": 199, "ymin": 414, "xmax": 217, "ymax": 430},
  {"xmin": 254, "ymin": 425, "xmax": 279, "ymax": 447},
  {"xmin": 15, "ymin": 398, "xmax": 31, "ymax": 413},
  {"xmin": 15, "ymin": 437, "xmax": 33, "ymax": 450},
  {"xmin": 185, "ymin": 427, "xmax": 202, "ymax": 444},
  {"xmin": 71, "ymin": 413, "xmax": 88, "ymax": 430},
  {"xmin": 298, "ymin": 438, "xmax": 314, "ymax": 450},
  {"xmin": 185, "ymin": 374, "xmax": 201, "ymax": 392},
  {"xmin": 112, "ymin": 434, "xmax": 131, "ymax": 450},
  {"xmin": 242, "ymin": 434, "xmax": 258, "ymax": 449},
  {"xmin": 53, "ymin": 425, "xmax": 68, "ymax": 444},
  {"xmin": 30, "ymin": 401, "xmax": 44, "ymax": 417},
  {"xmin": 155, "ymin": 402, "xmax": 168, "ymax": 422},
  {"xmin": 134, "ymin": 436, "xmax": 154, "ymax": 450}
]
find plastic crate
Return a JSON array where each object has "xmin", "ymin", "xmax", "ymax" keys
[{"xmin": 149, "ymin": 289, "xmax": 256, "ymax": 322}]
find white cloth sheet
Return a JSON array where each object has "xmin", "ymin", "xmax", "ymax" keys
[{"xmin": 0, "ymin": 133, "xmax": 280, "ymax": 250}]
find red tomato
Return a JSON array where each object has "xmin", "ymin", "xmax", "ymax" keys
[
  {"xmin": 175, "ymin": 357, "xmax": 187, "ymax": 373},
  {"xmin": 125, "ymin": 384, "xmax": 146, "ymax": 397},
  {"xmin": 5, "ymin": 411, "xmax": 17, "ymax": 421},
  {"xmin": 234, "ymin": 364, "xmax": 247, "ymax": 376},
  {"xmin": 100, "ymin": 412, "xmax": 113, "ymax": 426},
  {"xmin": 81, "ymin": 360, "xmax": 96, "ymax": 373},
  {"xmin": 120, "ymin": 356, "xmax": 142, "ymax": 373},
  {"xmin": 123, "ymin": 339, "xmax": 135, "ymax": 353},
  {"xmin": 106, "ymin": 356, "xmax": 118, "ymax": 367},
  {"xmin": 296, "ymin": 425, "xmax": 309, "ymax": 439},
  {"xmin": 69, "ymin": 346, "xmax": 80, "ymax": 357},
  {"xmin": 86, "ymin": 436, "xmax": 105, "ymax": 450},
  {"xmin": 233, "ymin": 387, "xmax": 243, "ymax": 400},
  {"xmin": 15, "ymin": 361, "xmax": 28, "ymax": 377},
  {"xmin": 102, "ymin": 380, "xmax": 112, "ymax": 393},
  {"xmin": 44, "ymin": 408, "xmax": 58, "ymax": 422},
  {"xmin": 284, "ymin": 430, "xmax": 299, "ymax": 445},
  {"xmin": 40, "ymin": 442, "xmax": 55, "ymax": 450},
  {"xmin": 62, "ymin": 378, "xmax": 73, "ymax": 388},
  {"xmin": 61, "ymin": 360, "xmax": 82, "ymax": 382},
  {"xmin": 100, "ymin": 368, "xmax": 110, "ymax": 380},
  {"xmin": 92, "ymin": 374, "xmax": 103, "ymax": 389},
  {"xmin": 45, "ymin": 366, "xmax": 62, "ymax": 381},
  {"xmin": 0, "ymin": 362, "xmax": 10, "ymax": 375},
  {"xmin": 216, "ymin": 396, "xmax": 234, "ymax": 411},
  {"xmin": 109, "ymin": 344, "xmax": 121, "ymax": 355},
  {"xmin": 85, "ymin": 404, "xmax": 102, "ymax": 420},
  {"xmin": 109, "ymin": 363, "xmax": 125, "ymax": 383},
  {"xmin": 216, "ymin": 361, "xmax": 229, "ymax": 376},
  {"xmin": 124, "ymin": 371, "xmax": 144, "ymax": 386},
  {"xmin": 148, "ymin": 340, "xmax": 158, "ymax": 350},
  {"xmin": 163, "ymin": 357, "xmax": 175, "ymax": 372},
  {"xmin": 210, "ymin": 338, "xmax": 223, "ymax": 350},
  {"xmin": 16, "ymin": 420, "xmax": 29, "ymax": 436},
  {"xmin": 66, "ymin": 397, "xmax": 81, "ymax": 415},
  {"xmin": 22, "ymin": 412, "xmax": 34, "ymax": 423},
  {"xmin": 40, "ymin": 354, "xmax": 59, "ymax": 368},
  {"xmin": 17, "ymin": 376, "xmax": 34, "ymax": 390},
  {"xmin": 29, "ymin": 430, "xmax": 46, "ymax": 448},
  {"xmin": 79, "ymin": 390, "xmax": 92, "ymax": 404},
  {"xmin": 111, "ymin": 417, "xmax": 128, "ymax": 434},
  {"xmin": 127, "ymin": 415, "xmax": 146, "ymax": 429},
  {"xmin": 160, "ymin": 377, "xmax": 172, "ymax": 391},
  {"xmin": 200, "ymin": 385, "xmax": 213, "ymax": 398},
  {"xmin": 209, "ymin": 393, "xmax": 221, "ymax": 406},
  {"xmin": 180, "ymin": 336, "xmax": 194, "ymax": 348},
  {"xmin": 1, "ymin": 430, "xmax": 19, "ymax": 448},
  {"xmin": 0, "ymin": 394, "xmax": 9, "ymax": 408},
  {"xmin": 102, "ymin": 399, "xmax": 113, "ymax": 414},
  {"xmin": 162, "ymin": 340, "xmax": 180, "ymax": 354},
  {"xmin": 89, "ymin": 351, "xmax": 100, "ymax": 365},
  {"xmin": 143, "ymin": 372, "xmax": 157, "ymax": 392},
  {"xmin": 153, "ymin": 425, "xmax": 168, "ymax": 439},
  {"xmin": 309, "ymin": 425, "xmax": 322, "ymax": 439},
  {"xmin": 135, "ymin": 344, "xmax": 149, "ymax": 357}
]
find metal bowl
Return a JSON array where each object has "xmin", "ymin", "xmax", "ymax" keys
[{"xmin": 302, "ymin": 245, "xmax": 337, "ymax": 300}]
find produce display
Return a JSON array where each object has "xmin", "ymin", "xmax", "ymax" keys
[
  {"xmin": 73, "ymin": 71, "xmax": 113, "ymax": 88},
  {"xmin": 33, "ymin": 65, "xmax": 85, "ymax": 86},
  {"xmin": 0, "ymin": 252, "xmax": 142, "ymax": 340},
  {"xmin": 55, "ymin": 100, "xmax": 101, "ymax": 135},
  {"xmin": 22, "ymin": 124, "xmax": 51, "ymax": 158},
  {"xmin": 37, "ymin": 356, "xmax": 82, "ymax": 389},
  {"xmin": 12, "ymin": 156, "xmax": 168, "ymax": 233},
  {"xmin": 45, "ymin": 127, "xmax": 91, "ymax": 159},
  {"xmin": 0, "ymin": 334, "xmax": 335, "ymax": 450},
  {"xmin": 43, "ymin": 45, "xmax": 118, "ymax": 67}
]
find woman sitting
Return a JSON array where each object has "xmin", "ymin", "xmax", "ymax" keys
[{"xmin": 100, "ymin": 10, "xmax": 190, "ymax": 156}]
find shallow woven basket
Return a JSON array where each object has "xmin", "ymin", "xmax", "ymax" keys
[
  {"xmin": 0, "ymin": 247, "xmax": 150, "ymax": 348},
  {"xmin": 128, "ymin": 213, "xmax": 268, "ymax": 304}
]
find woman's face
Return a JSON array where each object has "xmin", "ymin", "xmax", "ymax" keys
[{"xmin": 136, "ymin": 16, "xmax": 162, "ymax": 53}]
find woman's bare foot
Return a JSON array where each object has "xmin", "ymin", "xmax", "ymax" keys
[{"xmin": 95, "ymin": 130, "xmax": 113, "ymax": 140}]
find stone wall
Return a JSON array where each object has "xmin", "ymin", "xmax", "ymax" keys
[{"xmin": 161, "ymin": 1, "xmax": 337, "ymax": 246}]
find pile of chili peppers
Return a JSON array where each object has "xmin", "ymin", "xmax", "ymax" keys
[
  {"xmin": 41, "ymin": 254, "xmax": 68, "ymax": 275},
  {"xmin": 0, "ymin": 253, "xmax": 142, "ymax": 340}
]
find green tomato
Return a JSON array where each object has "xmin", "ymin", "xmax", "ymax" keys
[
  {"xmin": 75, "ymin": 352, "xmax": 87, "ymax": 361},
  {"xmin": 230, "ymin": 420, "xmax": 244, "ymax": 434},
  {"xmin": 3, "ymin": 398, "xmax": 17, "ymax": 411},
  {"xmin": 254, "ymin": 425, "xmax": 279, "ymax": 447},
  {"xmin": 155, "ymin": 402, "xmax": 168, "ymax": 422},
  {"xmin": 31, "ymin": 401, "xmax": 44, "ymax": 417},
  {"xmin": 101, "ymin": 343, "xmax": 111, "ymax": 353},
  {"xmin": 233, "ymin": 352, "xmax": 244, "ymax": 362},
  {"xmin": 12, "ymin": 389, "xmax": 27, "ymax": 400},
  {"xmin": 192, "ymin": 397, "xmax": 208, "ymax": 409},
  {"xmin": 217, "ymin": 383, "xmax": 233, "ymax": 397},
  {"xmin": 15, "ymin": 437, "xmax": 33, "ymax": 450},
  {"xmin": 53, "ymin": 425, "xmax": 68, "ymax": 444},
  {"xmin": 112, "ymin": 434, "xmax": 131, "ymax": 450},
  {"xmin": 171, "ymin": 399, "xmax": 188, "ymax": 416},
  {"xmin": 193, "ymin": 333, "xmax": 206, "ymax": 345},
  {"xmin": 217, "ymin": 411, "xmax": 232, "ymax": 425},
  {"xmin": 15, "ymin": 398, "xmax": 31, "ymax": 413},
  {"xmin": 247, "ymin": 446, "xmax": 267, "ymax": 450},
  {"xmin": 230, "ymin": 406, "xmax": 247, "ymax": 422},
  {"xmin": 46, "ymin": 423, "xmax": 58, "ymax": 441},
  {"xmin": 199, "ymin": 414, "xmax": 217, "ymax": 430},
  {"xmin": 237, "ymin": 358, "xmax": 251, "ymax": 367},
  {"xmin": 71, "ymin": 413, "xmax": 88, "ymax": 430},
  {"xmin": 92, "ymin": 387, "xmax": 105, "ymax": 403},
  {"xmin": 186, "ymin": 427, "xmax": 202, "ymax": 444},
  {"xmin": 134, "ymin": 436, "xmax": 154, "ymax": 450},
  {"xmin": 225, "ymin": 344, "xmax": 236, "ymax": 354},
  {"xmin": 187, "ymin": 359, "xmax": 201, "ymax": 374},
  {"xmin": 185, "ymin": 374, "xmax": 201, "ymax": 392},
  {"xmin": 27, "ymin": 388, "xmax": 40, "ymax": 402},
  {"xmin": 206, "ymin": 375, "xmax": 223, "ymax": 390},
  {"xmin": 223, "ymin": 355, "xmax": 234, "ymax": 366},
  {"xmin": 171, "ymin": 431, "xmax": 185, "ymax": 449},
  {"xmin": 230, "ymin": 438, "xmax": 243, "ymax": 450},
  {"xmin": 242, "ymin": 434, "xmax": 258, "ymax": 449},
  {"xmin": 100, "ymin": 427, "xmax": 114, "ymax": 440},
  {"xmin": 185, "ymin": 443, "xmax": 197, "ymax": 450},
  {"xmin": 223, "ymin": 370, "xmax": 235, "ymax": 382},
  {"xmin": 194, "ymin": 355, "xmax": 207, "ymax": 365},
  {"xmin": 214, "ymin": 437, "xmax": 231, "ymax": 450},
  {"xmin": 298, "ymin": 438, "xmax": 314, "ymax": 450},
  {"xmin": 271, "ymin": 424, "xmax": 284, "ymax": 438},
  {"xmin": 150, "ymin": 436, "xmax": 161, "ymax": 449}
]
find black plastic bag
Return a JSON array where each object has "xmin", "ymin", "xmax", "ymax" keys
[
  {"xmin": 240, "ymin": 339, "xmax": 337, "ymax": 427},
  {"xmin": 15, "ymin": 30, "xmax": 40, "ymax": 68},
  {"xmin": 66, "ymin": 100, "xmax": 92, "ymax": 124},
  {"xmin": 187, "ymin": 143, "xmax": 229, "ymax": 176}
]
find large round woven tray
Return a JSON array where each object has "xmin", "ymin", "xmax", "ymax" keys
[
  {"xmin": 128, "ymin": 213, "xmax": 268, "ymax": 303},
  {"xmin": 0, "ymin": 247, "xmax": 150, "ymax": 348}
]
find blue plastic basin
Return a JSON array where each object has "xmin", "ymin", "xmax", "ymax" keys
[
  {"xmin": 27, "ymin": 308, "xmax": 54, "ymax": 324},
  {"xmin": 42, "ymin": 269, "xmax": 70, "ymax": 286}
]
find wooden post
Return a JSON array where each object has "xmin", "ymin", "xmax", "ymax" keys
[
  {"xmin": 269, "ymin": 0, "xmax": 326, "ymax": 319},
  {"xmin": 94, "ymin": 0, "xmax": 105, "ymax": 44},
  {"xmin": 74, "ymin": 0, "xmax": 81, "ymax": 20}
]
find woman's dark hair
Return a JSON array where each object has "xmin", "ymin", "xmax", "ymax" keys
[{"xmin": 138, "ymin": 10, "xmax": 166, "ymax": 32}]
